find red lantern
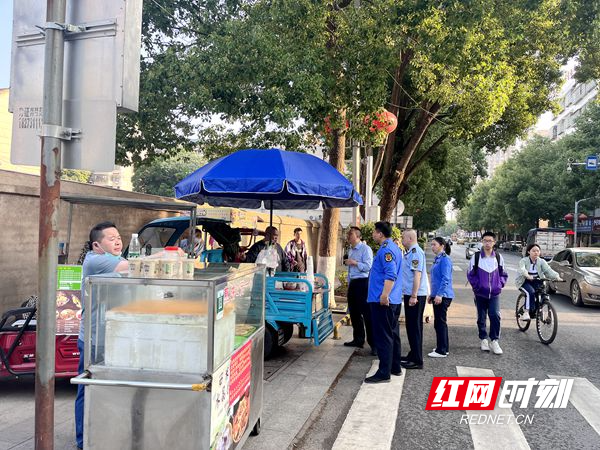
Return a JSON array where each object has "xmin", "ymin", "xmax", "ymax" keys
[
  {"xmin": 579, "ymin": 213, "xmax": 588, "ymax": 221},
  {"xmin": 364, "ymin": 109, "xmax": 398, "ymax": 134},
  {"xmin": 564, "ymin": 213, "xmax": 574, "ymax": 222}
]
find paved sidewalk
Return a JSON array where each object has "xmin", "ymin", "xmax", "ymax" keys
[
  {"xmin": 244, "ymin": 326, "xmax": 355, "ymax": 450},
  {"xmin": 0, "ymin": 325, "xmax": 355, "ymax": 450}
]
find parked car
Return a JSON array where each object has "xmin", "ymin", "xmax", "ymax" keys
[
  {"xmin": 502, "ymin": 241, "xmax": 523, "ymax": 252},
  {"xmin": 548, "ymin": 248, "xmax": 600, "ymax": 306},
  {"xmin": 465, "ymin": 242, "xmax": 481, "ymax": 259}
]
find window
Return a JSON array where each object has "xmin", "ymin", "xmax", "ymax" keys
[
  {"xmin": 138, "ymin": 226, "xmax": 178, "ymax": 253},
  {"xmin": 553, "ymin": 250, "xmax": 567, "ymax": 262}
]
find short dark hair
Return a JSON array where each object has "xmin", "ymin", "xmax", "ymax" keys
[
  {"xmin": 525, "ymin": 243, "xmax": 540, "ymax": 256},
  {"xmin": 374, "ymin": 221, "xmax": 393, "ymax": 238},
  {"xmin": 89, "ymin": 221, "xmax": 117, "ymax": 246},
  {"xmin": 482, "ymin": 231, "xmax": 496, "ymax": 240},
  {"xmin": 293, "ymin": 227, "xmax": 302, "ymax": 234},
  {"xmin": 349, "ymin": 226, "xmax": 361, "ymax": 238}
]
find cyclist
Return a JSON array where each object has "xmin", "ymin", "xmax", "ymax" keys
[{"xmin": 516, "ymin": 243, "xmax": 562, "ymax": 321}]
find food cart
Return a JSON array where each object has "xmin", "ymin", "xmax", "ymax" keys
[{"xmin": 71, "ymin": 263, "xmax": 265, "ymax": 450}]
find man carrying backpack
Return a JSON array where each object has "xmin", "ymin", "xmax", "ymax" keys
[{"xmin": 466, "ymin": 231, "xmax": 508, "ymax": 355}]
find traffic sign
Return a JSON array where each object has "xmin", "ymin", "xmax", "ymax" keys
[{"xmin": 586, "ymin": 155, "xmax": 598, "ymax": 171}]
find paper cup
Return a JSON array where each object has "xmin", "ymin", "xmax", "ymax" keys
[
  {"xmin": 182, "ymin": 259, "xmax": 195, "ymax": 280},
  {"xmin": 142, "ymin": 260, "xmax": 157, "ymax": 278},
  {"xmin": 128, "ymin": 259, "xmax": 142, "ymax": 277}
]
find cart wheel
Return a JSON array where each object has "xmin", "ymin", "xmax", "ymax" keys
[
  {"xmin": 280, "ymin": 323, "xmax": 294, "ymax": 344},
  {"xmin": 264, "ymin": 325, "xmax": 279, "ymax": 359},
  {"xmin": 250, "ymin": 418, "xmax": 261, "ymax": 436}
]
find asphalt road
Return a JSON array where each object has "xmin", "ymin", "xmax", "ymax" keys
[{"xmin": 294, "ymin": 244, "xmax": 600, "ymax": 450}]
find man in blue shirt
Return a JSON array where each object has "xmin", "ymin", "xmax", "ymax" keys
[
  {"xmin": 401, "ymin": 229, "xmax": 429, "ymax": 369},
  {"xmin": 343, "ymin": 227, "xmax": 374, "ymax": 352},
  {"xmin": 75, "ymin": 222, "xmax": 128, "ymax": 449},
  {"xmin": 365, "ymin": 221, "xmax": 403, "ymax": 383}
]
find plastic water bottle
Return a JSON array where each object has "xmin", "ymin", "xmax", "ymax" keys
[{"xmin": 129, "ymin": 233, "xmax": 141, "ymax": 259}]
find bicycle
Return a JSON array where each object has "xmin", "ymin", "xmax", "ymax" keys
[{"xmin": 515, "ymin": 278, "xmax": 564, "ymax": 345}]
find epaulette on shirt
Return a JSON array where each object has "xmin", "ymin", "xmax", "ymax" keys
[
  {"xmin": 382, "ymin": 242, "xmax": 388, "ymax": 247},
  {"xmin": 411, "ymin": 248, "xmax": 417, "ymax": 253}
]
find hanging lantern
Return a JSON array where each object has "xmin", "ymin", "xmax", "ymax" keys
[
  {"xmin": 364, "ymin": 109, "xmax": 398, "ymax": 134},
  {"xmin": 578, "ymin": 213, "xmax": 588, "ymax": 221},
  {"xmin": 564, "ymin": 213, "xmax": 574, "ymax": 222}
]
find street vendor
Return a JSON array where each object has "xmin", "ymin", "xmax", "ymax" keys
[
  {"xmin": 75, "ymin": 221, "xmax": 128, "ymax": 449},
  {"xmin": 245, "ymin": 226, "xmax": 291, "ymax": 272}
]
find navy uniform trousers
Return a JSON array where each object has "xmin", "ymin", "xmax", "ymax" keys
[{"xmin": 370, "ymin": 302, "xmax": 402, "ymax": 378}]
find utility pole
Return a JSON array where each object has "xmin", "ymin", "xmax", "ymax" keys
[
  {"xmin": 351, "ymin": 140, "xmax": 360, "ymax": 226},
  {"xmin": 36, "ymin": 0, "xmax": 66, "ymax": 447}
]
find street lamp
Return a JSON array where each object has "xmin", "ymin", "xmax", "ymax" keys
[
  {"xmin": 574, "ymin": 197, "xmax": 597, "ymax": 247},
  {"xmin": 567, "ymin": 158, "xmax": 587, "ymax": 173}
]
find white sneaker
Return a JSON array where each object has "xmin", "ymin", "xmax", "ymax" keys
[
  {"xmin": 480, "ymin": 339, "xmax": 490, "ymax": 352},
  {"xmin": 490, "ymin": 340, "xmax": 503, "ymax": 355},
  {"xmin": 521, "ymin": 311, "xmax": 531, "ymax": 321},
  {"xmin": 428, "ymin": 351, "xmax": 447, "ymax": 358},
  {"xmin": 432, "ymin": 348, "xmax": 449, "ymax": 355}
]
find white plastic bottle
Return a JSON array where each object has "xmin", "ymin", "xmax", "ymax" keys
[{"xmin": 129, "ymin": 233, "xmax": 141, "ymax": 259}]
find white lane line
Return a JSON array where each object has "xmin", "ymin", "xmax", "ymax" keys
[
  {"xmin": 453, "ymin": 265, "xmax": 464, "ymax": 272},
  {"xmin": 332, "ymin": 361, "xmax": 405, "ymax": 450},
  {"xmin": 456, "ymin": 366, "xmax": 530, "ymax": 450},
  {"xmin": 550, "ymin": 375, "xmax": 600, "ymax": 435}
]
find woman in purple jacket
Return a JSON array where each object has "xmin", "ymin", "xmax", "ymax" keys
[{"xmin": 428, "ymin": 237, "xmax": 455, "ymax": 358}]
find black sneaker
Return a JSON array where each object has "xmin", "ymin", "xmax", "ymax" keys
[
  {"xmin": 364, "ymin": 375, "xmax": 391, "ymax": 384},
  {"xmin": 343, "ymin": 341, "xmax": 364, "ymax": 348},
  {"xmin": 391, "ymin": 370, "xmax": 402, "ymax": 376}
]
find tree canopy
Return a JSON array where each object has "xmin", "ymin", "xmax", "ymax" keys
[
  {"xmin": 459, "ymin": 104, "xmax": 600, "ymax": 236},
  {"xmin": 131, "ymin": 151, "xmax": 204, "ymax": 197},
  {"xmin": 119, "ymin": 0, "xmax": 599, "ymax": 227}
]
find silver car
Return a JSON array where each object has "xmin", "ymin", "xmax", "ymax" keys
[
  {"xmin": 465, "ymin": 242, "xmax": 481, "ymax": 260},
  {"xmin": 548, "ymin": 248, "xmax": 600, "ymax": 306}
]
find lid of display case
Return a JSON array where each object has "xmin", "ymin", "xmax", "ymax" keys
[{"xmin": 105, "ymin": 299, "xmax": 224, "ymax": 325}]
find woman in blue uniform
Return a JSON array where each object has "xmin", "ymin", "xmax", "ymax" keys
[{"xmin": 428, "ymin": 237, "xmax": 454, "ymax": 358}]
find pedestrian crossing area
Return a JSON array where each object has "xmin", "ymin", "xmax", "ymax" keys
[{"xmin": 332, "ymin": 364, "xmax": 600, "ymax": 450}]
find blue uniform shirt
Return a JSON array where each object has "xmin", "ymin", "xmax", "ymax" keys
[
  {"xmin": 402, "ymin": 243, "xmax": 429, "ymax": 296},
  {"xmin": 367, "ymin": 238, "xmax": 403, "ymax": 304},
  {"xmin": 79, "ymin": 252, "xmax": 124, "ymax": 342},
  {"xmin": 430, "ymin": 252, "xmax": 454, "ymax": 299},
  {"xmin": 347, "ymin": 241, "xmax": 373, "ymax": 281}
]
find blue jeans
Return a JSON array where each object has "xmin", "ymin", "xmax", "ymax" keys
[
  {"xmin": 75, "ymin": 338, "xmax": 84, "ymax": 448},
  {"xmin": 475, "ymin": 295, "xmax": 501, "ymax": 341},
  {"xmin": 520, "ymin": 279, "xmax": 542, "ymax": 311}
]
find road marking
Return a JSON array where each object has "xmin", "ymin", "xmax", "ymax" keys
[
  {"xmin": 453, "ymin": 265, "xmax": 464, "ymax": 272},
  {"xmin": 456, "ymin": 366, "xmax": 530, "ymax": 450},
  {"xmin": 332, "ymin": 361, "xmax": 405, "ymax": 450},
  {"xmin": 550, "ymin": 375, "xmax": 600, "ymax": 435}
]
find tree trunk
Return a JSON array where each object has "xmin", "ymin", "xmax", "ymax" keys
[
  {"xmin": 317, "ymin": 109, "xmax": 346, "ymax": 307},
  {"xmin": 378, "ymin": 102, "xmax": 441, "ymax": 221}
]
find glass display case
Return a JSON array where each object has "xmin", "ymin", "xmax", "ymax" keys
[{"xmin": 73, "ymin": 263, "xmax": 265, "ymax": 450}]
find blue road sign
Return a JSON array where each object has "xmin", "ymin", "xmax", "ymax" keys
[{"xmin": 586, "ymin": 155, "xmax": 598, "ymax": 171}]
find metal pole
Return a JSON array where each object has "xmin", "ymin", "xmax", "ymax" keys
[
  {"xmin": 574, "ymin": 200, "xmax": 579, "ymax": 248},
  {"xmin": 36, "ymin": 0, "xmax": 66, "ymax": 448},
  {"xmin": 351, "ymin": 140, "xmax": 360, "ymax": 226},
  {"xmin": 365, "ymin": 147, "xmax": 373, "ymax": 223}
]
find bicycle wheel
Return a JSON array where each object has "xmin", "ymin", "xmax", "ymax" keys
[
  {"xmin": 536, "ymin": 302, "xmax": 558, "ymax": 344},
  {"xmin": 515, "ymin": 294, "xmax": 530, "ymax": 331}
]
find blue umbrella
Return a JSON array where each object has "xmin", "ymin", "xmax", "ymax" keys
[{"xmin": 174, "ymin": 149, "xmax": 363, "ymax": 220}]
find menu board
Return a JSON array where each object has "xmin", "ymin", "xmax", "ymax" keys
[
  {"xmin": 211, "ymin": 339, "xmax": 253, "ymax": 450},
  {"xmin": 56, "ymin": 265, "xmax": 83, "ymax": 334}
]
